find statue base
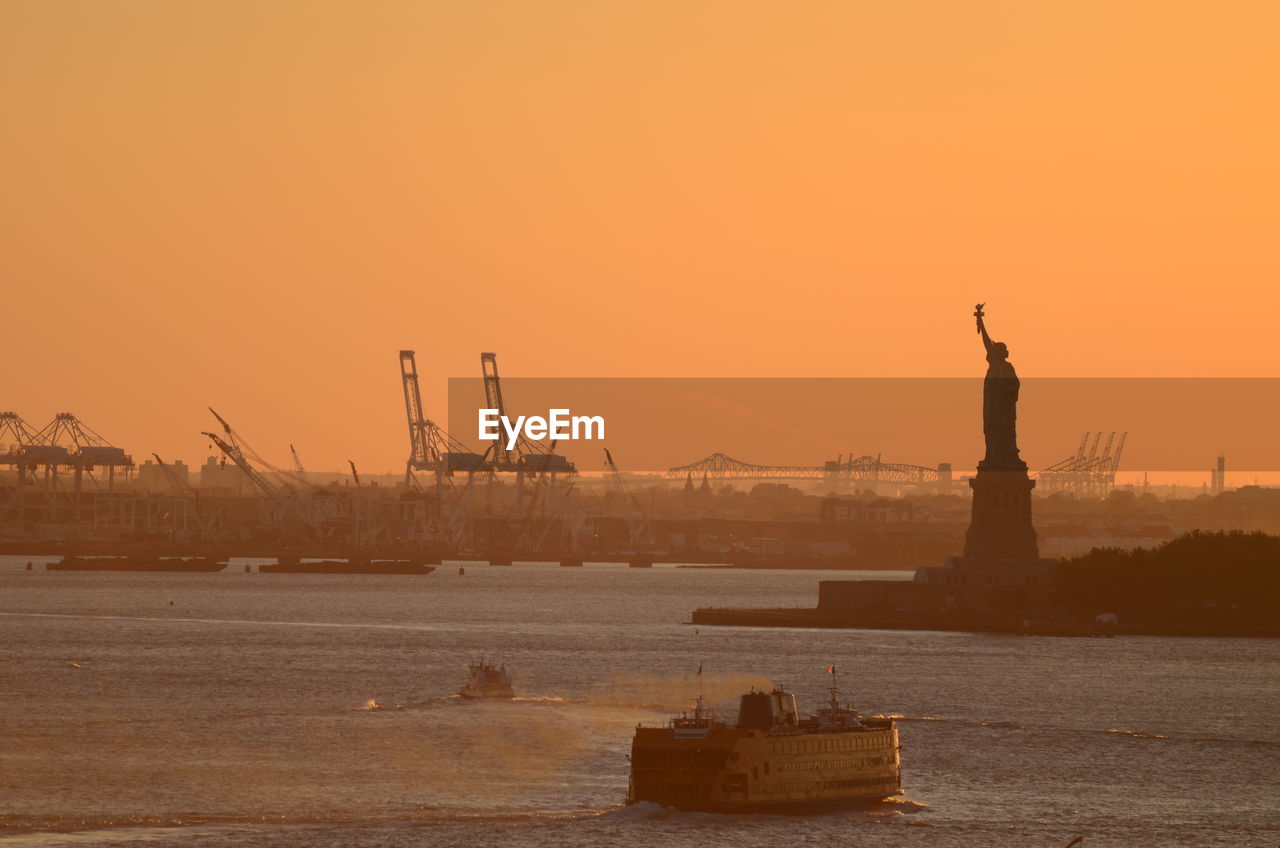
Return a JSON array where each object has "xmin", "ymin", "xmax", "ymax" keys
[{"xmin": 962, "ymin": 465, "xmax": 1041, "ymax": 560}]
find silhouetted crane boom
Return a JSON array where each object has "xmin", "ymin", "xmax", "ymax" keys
[
  {"xmin": 480, "ymin": 352, "xmax": 510, "ymax": 466},
  {"xmin": 202, "ymin": 431, "xmax": 282, "ymax": 503},
  {"xmin": 152, "ymin": 453, "xmax": 197, "ymax": 497}
]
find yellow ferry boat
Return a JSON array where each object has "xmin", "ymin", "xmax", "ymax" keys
[{"xmin": 627, "ymin": 679, "xmax": 901, "ymax": 812}]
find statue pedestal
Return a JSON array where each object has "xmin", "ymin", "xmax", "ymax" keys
[{"xmin": 962, "ymin": 464, "xmax": 1041, "ymax": 560}]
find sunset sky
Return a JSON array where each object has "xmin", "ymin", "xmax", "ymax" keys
[{"xmin": 2, "ymin": 1, "xmax": 1276, "ymax": 473}]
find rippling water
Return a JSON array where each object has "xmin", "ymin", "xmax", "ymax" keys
[{"xmin": 1, "ymin": 557, "xmax": 1276, "ymax": 847}]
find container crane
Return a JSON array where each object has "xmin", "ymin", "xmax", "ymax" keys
[
  {"xmin": 400, "ymin": 350, "xmax": 486, "ymax": 484},
  {"xmin": 479, "ymin": 351, "xmax": 575, "ymax": 475},
  {"xmin": 481, "ymin": 351, "xmax": 512, "ymax": 467}
]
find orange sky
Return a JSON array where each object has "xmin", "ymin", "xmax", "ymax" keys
[{"xmin": 1, "ymin": 1, "xmax": 1276, "ymax": 473}]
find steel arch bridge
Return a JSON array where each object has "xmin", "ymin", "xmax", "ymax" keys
[{"xmin": 664, "ymin": 452, "xmax": 943, "ymax": 485}]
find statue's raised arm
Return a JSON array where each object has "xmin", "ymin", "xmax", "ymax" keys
[
  {"xmin": 972, "ymin": 302, "xmax": 1022, "ymax": 469},
  {"xmin": 974, "ymin": 303, "xmax": 994, "ymax": 353}
]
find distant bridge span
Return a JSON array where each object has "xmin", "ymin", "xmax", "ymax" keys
[{"xmin": 665, "ymin": 452, "xmax": 945, "ymax": 485}]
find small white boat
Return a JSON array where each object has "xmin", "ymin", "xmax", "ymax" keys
[{"xmin": 458, "ymin": 657, "xmax": 515, "ymax": 699}]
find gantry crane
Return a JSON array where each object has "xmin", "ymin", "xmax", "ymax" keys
[
  {"xmin": 400, "ymin": 350, "xmax": 486, "ymax": 484},
  {"xmin": 479, "ymin": 351, "xmax": 575, "ymax": 475},
  {"xmin": 1037, "ymin": 431, "xmax": 1129, "ymax": 496}
]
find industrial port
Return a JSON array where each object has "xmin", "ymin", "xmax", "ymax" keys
[{"xmin": 0, "ymin": 351, "xmax": 1272, "ymax": 567}]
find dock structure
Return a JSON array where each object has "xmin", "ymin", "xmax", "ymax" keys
[
  {"xmin": 0, "ymin": 412, "xmax": 134, "ymax": 530},
  {"xmin": 1036, "ymin": 431, "xmax": 1127, "ymax": 497}
]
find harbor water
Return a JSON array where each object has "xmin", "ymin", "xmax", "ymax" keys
[{"xmin": 1, "ymin": 557, "xmax": 1276, "ymax": 847}]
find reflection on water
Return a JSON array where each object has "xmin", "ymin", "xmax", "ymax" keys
[{"xmin": 0, "ymin": 558, "xmax": 1275, "ymax": 847}]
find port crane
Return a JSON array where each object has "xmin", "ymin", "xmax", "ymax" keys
[
  {"xmin": 481, "ymin": 351, "xmax": 512, "ymax": 467},
  {"xmin": 202, "ymin": 427, "xmax": 284, "ymax": 504},
  {"xmin": 1037, "ymin": 431, "xmax": 1128, "ymax": 496},
  {"xmin": 28, "ymin": 412, "xmax": 134, "ymax": 493},
  {"xmin": 151, "ymin": 453, "xmax": 198, "ymax": 497},
  {"xmin": 203, "ymin": 413, "xmax": 353, "ymax": 535},
  {"xmin": 480, "ymin": 351, "xmax": 575, "ymax": 476},
  {"xmin": 398, "ymin": 349, "xmax": 576, "ymax": 482},
  {"xmin": 0, "ymin": 412, "xmax": 132, "ymax": 523},
  {"xmin": 0, "ymin": 412, "xmax": 37, "ymax": 458},
  {"xmin": 290, "ymin": 444, "xmax": 307, "ymax": 484},
  {"xmin": 204, "ymin": 408, "xmax": 324, "ymax": 494},
  {"xmin": 400, "ymin": 349, "xmax": 487, "ymax": 484}
]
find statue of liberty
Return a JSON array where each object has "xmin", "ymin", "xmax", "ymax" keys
[{"xmin": 974, "ymin": 304, "xmax": 1024, "ymax": 469}]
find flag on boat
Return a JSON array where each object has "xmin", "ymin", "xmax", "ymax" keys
[{"xmin": 825, "ymin": 665, "xmax": 836, "ymax": 674}]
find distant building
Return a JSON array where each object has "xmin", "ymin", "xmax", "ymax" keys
[
  {"xmin": 1210, "ymin": 455, "xmax": 1226, "ymax": 492},
  {"xmin": 820, "ymin": 497, "xmax": 921, "ymax": 523},
  {"xmin": 199, "ymin": 456, "xmax": 248, "ymax": 494},
  {"xmin": 136, "ymin": 458, "xmax": 189, "ymax": 494}
]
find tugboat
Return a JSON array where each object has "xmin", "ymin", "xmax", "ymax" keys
[
  {"xmin": 458, "ymin": 657, "xmax": 516, "ymax": 699},
  {"xmin": 627, "ymin": 671, "xmax": 901, "ymax": 812}
]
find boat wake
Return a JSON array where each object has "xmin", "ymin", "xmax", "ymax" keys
[
  {"xmin": 871, "ymin": 714, "xmax": 1278, "ymax": 747},
  {"xmin": 874, "ymin": 713, "xmax": 1026, "ymax": 729},
  {"xmin": 594, "ymin": 796, "xmax": 930, "ymax": 822},
  {"xmin": 1105, "ymin": 728, "xmax": 1169, "ymax": 740}
]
